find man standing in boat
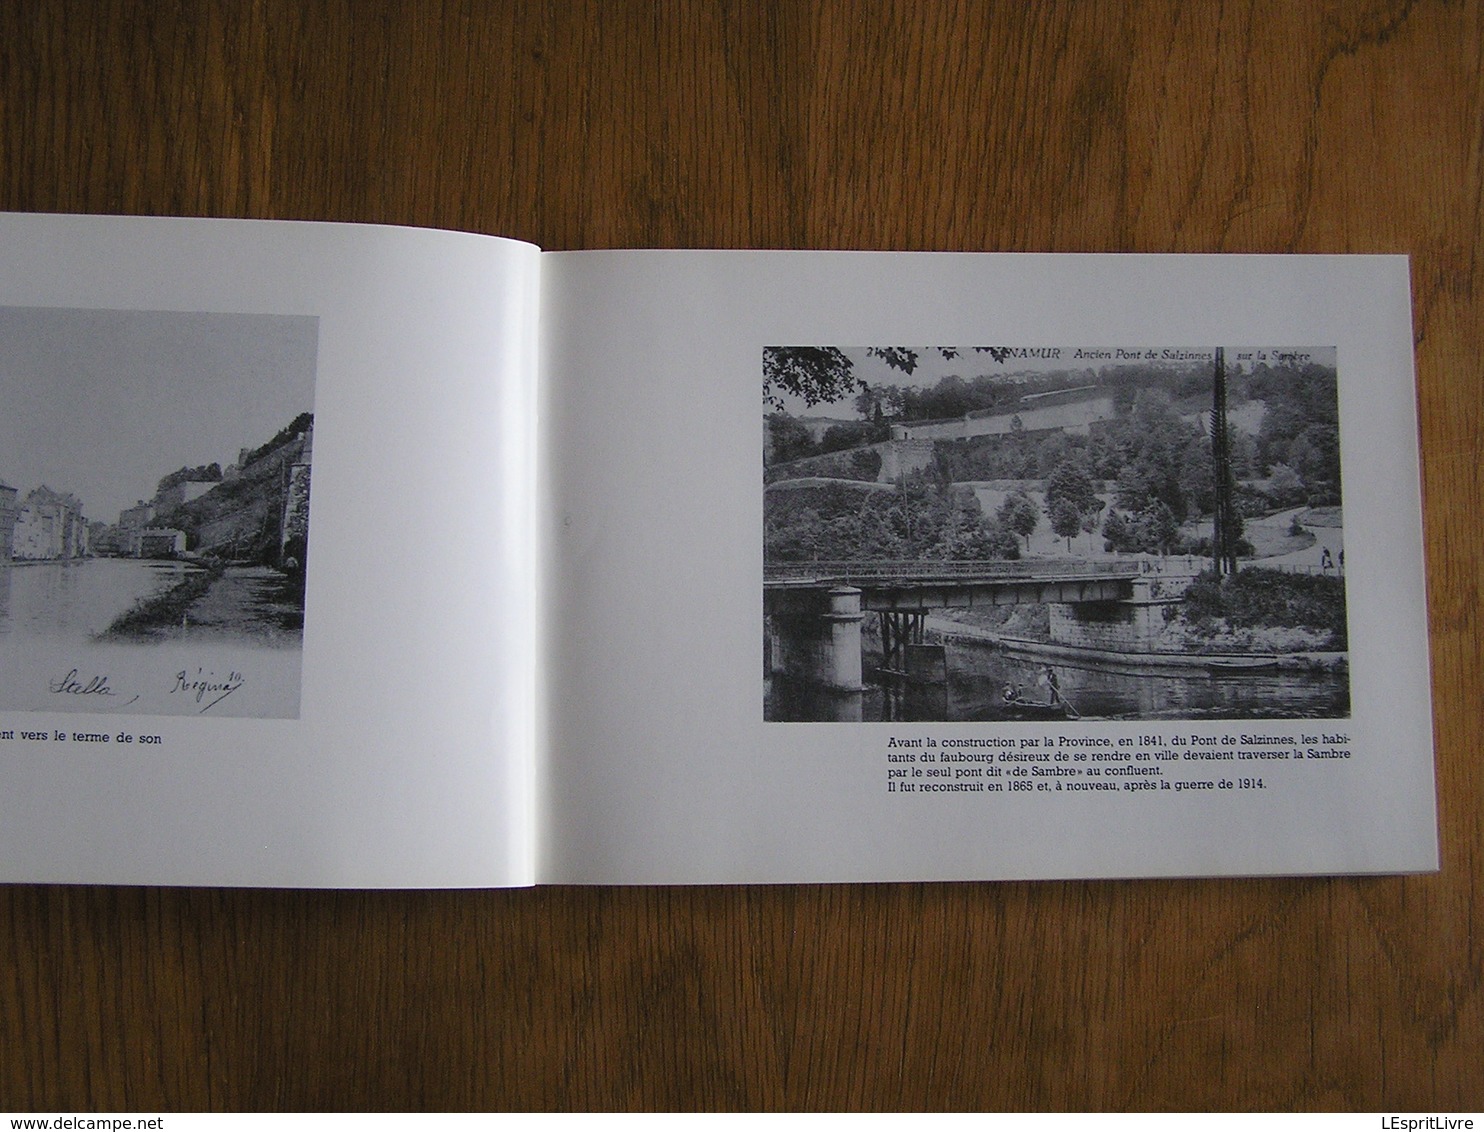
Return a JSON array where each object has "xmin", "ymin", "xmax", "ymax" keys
[{"xmin": 1041, "ymin": 665, "xmax": 1061, "ymax": 705}]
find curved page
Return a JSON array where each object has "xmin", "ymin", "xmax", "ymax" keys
[
  {"xmin": 540, "ymin": 250, "xmax": 1434, "ymax": 883},
  {"xmin": 0, "ymin": 215, "xmax": 539, "ymax": 887}
]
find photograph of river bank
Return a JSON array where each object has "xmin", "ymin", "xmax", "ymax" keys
[
  {"xmin": 0, "ymin": 306, "xmax": 317, "ymax": 718},
  {"xmin": 763, "ymin": 345, "xmax": 1350, "ymax": 723}
]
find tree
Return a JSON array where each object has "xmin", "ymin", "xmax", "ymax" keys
[
  {"xmin": 763, "ymin": 347, "xmax": 859, "ymax": 411},
  {"xmin": 819, "ymin": 423, "xmax": 871, "ymax": 453},
  {"xmin": 1267, "ymin": 462, "xmax": 1306, "ymax": 507},
  {"xmin": 866, "ymin": 347, "xmax": 922, "ymax": 373},
  {"xmin": 1102, "ymin": 509, "xmax": 1133, "ymax": 553},
  {"xmin": 766, "ymin": 413, "xmax": 817, "ymax": 464},
  {"xmin": 1049, "ymin": 497, "xmax": 1082, "ymax": 551},
  {"xmin": 1045, "ymin": 458, "xmax": 1099, "ymax": 515},
  {"xmin": 869, "ymin": 400, "xmax": 890, "ymax": 442},
  {"xmin": 1046, "ymin": 457, "xmax": 1103, "ymax": 553},
  {"xmin": 764, "ymin": 346, "xmax": 1010, "ymax": 412},
  {"xmin": 1141, "ymin": 500, "xmax": 1178, "ymax": 555},
  {"xmin": 764, "ymin": 505, "xmax": 824, "ymax": 562},
  {"xmin": 1177, "ymin": 434, "xmax": 1215, "ymax": 517},
  {"xmin": 932, "ymin": 497, "xmax": 1016, "ymax": 561},
  {"xmin": 855, "ymin": 382, "xmax": 906, "ymax": 421},
  {"xmin": 1080, "ymin": 497, "xmax": 1107, "ymax": 549},
  {"xmin": 996, "ymin": 490, "xmax": 1039, "ymax": 550}
]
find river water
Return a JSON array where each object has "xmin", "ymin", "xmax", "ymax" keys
[
  {"xmin": 0, "ymin": 559, "xmax": 200, "ymax": 640},
  {"xmin": 0, "ymin": 558, "xmax": 304, "ymax": 719},
  {"xmin": 766, "ymin": 637, "xmax": 1350, "ymax": 722}
]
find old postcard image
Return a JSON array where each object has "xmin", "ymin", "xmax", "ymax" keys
[
  {"xmin": 763, "ymin": 344, "xmax": 1349, "ymax": 725},
  {"xmin": 0, "ymin": 306, "xmax": 317, "ymax": 719}
]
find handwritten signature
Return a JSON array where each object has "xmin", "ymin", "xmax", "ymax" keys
[
  {"xmin": 170, "ymin": 668, "xmax": 246, "ymax": 714},
  {"xmin": 48, "ymin": 669, "xmax": 140, "ymax": 707}
]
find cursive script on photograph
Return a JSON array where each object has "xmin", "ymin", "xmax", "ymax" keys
[
  {"xmin": 48, "ymin": 668, "xmax": 139, "ymax": 708},
  {"xmin": 169, "ymin": 668, "xmax": 246, "ymax": 713}
]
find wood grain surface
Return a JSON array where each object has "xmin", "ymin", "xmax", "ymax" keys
[{"xmin": 1, "ymin": 0, "xmax": 1480, "ymax": 1112}]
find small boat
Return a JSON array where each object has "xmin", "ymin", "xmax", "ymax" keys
[
  {"xmin": 1001, "ymin": 699, "xmax": 1077, "ymax": 720},
  {"xmin": 1205, "ymin": 657, "xmax": 1281, "ymax": 674},
  {"xmin": 1002, "ymin": 684, "xmax": 1079, "ymax": 719}
]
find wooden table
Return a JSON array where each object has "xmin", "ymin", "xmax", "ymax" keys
[{"xmin": 2, "ymin": 1, "xmax": 1479, "ymax": 1111}]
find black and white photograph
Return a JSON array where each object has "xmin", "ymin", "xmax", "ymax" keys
[
  {"xmin": 764, "ymin": 345, "xmax": 1350, "ymax": 723},
  {"xmin": 0, "ymin": 306, "xmax": 317, "ymax": 718}
]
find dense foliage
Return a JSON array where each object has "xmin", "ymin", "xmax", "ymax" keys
[
  {"xmin": 241, "ymin": 412, "xmax": 314, "ymax": 468},
  {"xmin": 765, "ymin": 480, "xmax": 1018, "ymax": 563},
  {"xmin": 1181, "ymin": 567, "xmax": 1348, "ymax": 647},
  {"xmin": 765, "ymin": 413, "xmax": 889, "ymax": 466},
  {"xmin": 1249, "ymin": 362, "xmax": 1341, "ymax": 505},
  {"xmin": 765, "ymin": 346, "xmax": 1024, "ymax": 415},
  {"xmin": 1101, "ymin": 502, "xmax": 1179, "ymax": 555},
  {"xmin": 852, "ymin": 358, "xmax": 1218, "ymax": 425},
  {"xmin": 763, "ymin": 355, "xmax": 1342, "ymax": 586},
  {"xmin": 762, "ymin": 348, "xmax": 857, "ymax": 411},
  {"xmin": 995, "ymin": 490, "xmax": 1039, "ymax": 549},
  {"xmin": 156, "ymin": 463, "xmax": 223, "ymax": 493}
]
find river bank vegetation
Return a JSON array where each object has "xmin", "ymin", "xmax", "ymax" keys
[
  {"xmin": 97, "ymin": 561, "xmax": 224, "ymax": 641},
  {"xmin": 1180, "ymin": 567, "xmax": 1347, "ymax": 649},
  {"xmin": 935, "ymin": 566, "xmax": 1348, "ymax": 656}
]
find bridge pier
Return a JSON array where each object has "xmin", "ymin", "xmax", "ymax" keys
[
  {"xmin": 765, "ymin": 586, "xmax": 866, "ymax": 720},
  {"xmin": 766, "ymin": 584, "xmax": 864, "ymax": 691},
  {"xmin": 1048, "ymin": 577, "xmax": 1187, "ymax": 651}
]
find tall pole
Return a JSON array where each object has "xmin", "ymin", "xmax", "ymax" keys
[{"xmin": 1210, "ymin": 346, "xmax": 1238, "ymax": 576}]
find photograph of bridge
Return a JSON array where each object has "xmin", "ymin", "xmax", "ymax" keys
[
  {"xmin": 763, "ymin": 345, "xmax": 1350, "ymax": 723},
  {"xmin": 0, "ymin": 306, "xmax": 318, "ymax": 718}
]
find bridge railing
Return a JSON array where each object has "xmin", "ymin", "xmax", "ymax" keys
[
  {"xmin": 764, "ymin": 559, "xmax": 1147, "ymax": 584},
  {"xmin": 1257, "ymin": 561, "xmax": 1345, "ymax": 578}
]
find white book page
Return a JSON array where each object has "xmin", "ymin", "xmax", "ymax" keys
[
  {"xmin": 0, "ymin": 215, "xmax": 539, "ymax": 887},
  {"xmin": 540, "ymin": 250, "xmax": 1435, "ymax": 883}
]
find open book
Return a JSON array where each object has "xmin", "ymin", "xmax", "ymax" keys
[{"xmin": 0, "ymin": 214, "xmax": 1436, "ymax": 886}]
